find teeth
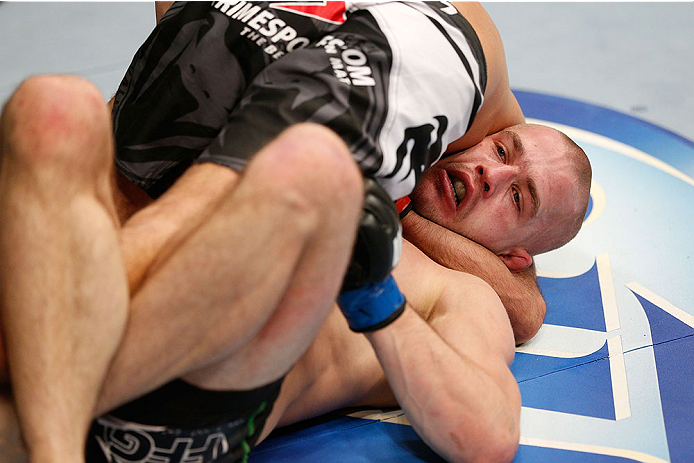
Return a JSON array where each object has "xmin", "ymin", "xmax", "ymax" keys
[{"xmin": 452, "ymin": 178, "xmax": 466, "ymax": 206}]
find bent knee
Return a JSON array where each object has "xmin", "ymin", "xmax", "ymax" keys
[
  {"xmin": 246, "ymin": 123, "xmax": 364, "ymax": 230},
  {"xmin": 273, "ymin": 123, "xmax": 363, "ymax": 198},
  {"xmin": 2, "ymin": 75, "xmax": 111, "ymax": 172}
]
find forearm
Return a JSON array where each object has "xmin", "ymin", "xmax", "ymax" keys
[{"xmin": 366, "ymin": 308, "xmax": 520, "ymax": 462}]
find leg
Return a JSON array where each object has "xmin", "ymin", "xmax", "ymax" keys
[
  {"xmin": 97, "ymin": 123, "xmax": 363, "ymax": 411},
  {"xmin": 0, "ymin": 76, "xmax": 128, "ymax": 461},
  {"xmin": 184, "ymin": 125, "xmax": 366, "ymax": 391}
]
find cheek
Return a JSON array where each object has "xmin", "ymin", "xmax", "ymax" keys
[
  {"xmin": 474, "ymin": 202, "xmax": 507, "ymax": 225},
  {"xmin": 465, "ymin": 207, "xmax": 512, "ymax": 245}
]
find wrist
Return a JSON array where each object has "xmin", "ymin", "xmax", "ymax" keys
[{"xmin": 337, "ymin": 274, "xmax": 406, "ymax": 332}]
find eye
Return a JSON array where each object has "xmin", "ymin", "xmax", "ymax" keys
[
  {"xmin": 512, "ymin": 189, "xmax": 521, "ymax": 211},
  {"xmin": 496, "ymin": 144, "xmax": 507, "ymax": 161}
]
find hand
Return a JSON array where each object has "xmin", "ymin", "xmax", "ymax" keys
[{"xmin": 341, "ymin": 178, "xmax": 402, "ymax": 291}]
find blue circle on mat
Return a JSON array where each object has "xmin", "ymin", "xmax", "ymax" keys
[
  {"xmin": 514, "ymin": 90, "xmax": 694, "ymax": 177},
  {"xmin": 515, "ymin": 90, "xmax": 694, "ymax": 463}
]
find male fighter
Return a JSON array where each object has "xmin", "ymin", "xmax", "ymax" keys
[
  {"xmin": 0, "ymin": 2, "xmax": 590, "ymax": 462},
  {"xmin": 0, "ymin": 119, "xmax": 588, "ymax": 463},
  {"xmin": 119, "ymin": 0, "xmax": 557, "ymax": 341}
]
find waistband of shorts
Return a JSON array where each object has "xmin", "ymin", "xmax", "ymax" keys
[{"xmin": 107, "ymin": 377, "xmax": 285, "ymax": 429}]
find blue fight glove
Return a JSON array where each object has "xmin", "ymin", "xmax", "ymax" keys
[{"xmin": 337, "ymin": 274, "xmax": 406, "ymax": 332}]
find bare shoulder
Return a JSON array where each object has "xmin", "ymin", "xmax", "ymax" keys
[
  {"xmin": 447, "ymin": 2, "xmax": 524, "ymax": 152},
  {"xmin": 451, "ymin": 2, "xmax": 506, "ymax": 93},
  {"xmin": 392, "ymin": 241, "xmax": 449, "ymax": 319},
  {"xmin": 394, "ymin": 241, "xmax": 515, "ymax": 365},
  {"xmin": 433, "ymin": 269, "xmax": 516, "ymax": 366},
  {"xmin": 452, "ymin": 3, "xmax": 502, "ymax": 53}
]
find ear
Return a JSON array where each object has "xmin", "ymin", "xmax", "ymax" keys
[{"xmin": 498, "ymin": 247, "xmax": 533, "ymax": 273}]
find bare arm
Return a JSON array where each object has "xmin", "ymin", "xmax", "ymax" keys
[
  {"xmin": 444, "ymin": 2, "xmax": 525, "ymax": 153},
  {"xmin": 400, "ymin": 4, "xmax": 542, "ymax": 344},
  {"xmin": 369, "ymin": 250, "xmax": 521, "ymax": 462},
  {"xmin": 402, "ymin": 211, "xmax": 545, "ymax": 344}
]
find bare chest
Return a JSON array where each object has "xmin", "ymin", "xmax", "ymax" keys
[{"xmin": 267, "ymin": 312, "xmax": 396, "ymax": 430}]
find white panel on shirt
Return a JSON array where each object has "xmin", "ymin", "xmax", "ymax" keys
[{"xmin": 361, "ymin": 1, "xmax": 484, "ymax": 200}]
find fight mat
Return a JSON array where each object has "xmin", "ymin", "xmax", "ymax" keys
[{"xmin": 251, "ymin": 91, "xmax": 694, "ymax": 463}]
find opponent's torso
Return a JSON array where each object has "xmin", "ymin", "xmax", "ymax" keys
[{"xmin": 112, "ymin": 1, "xmax": 486, "ymax": 200}]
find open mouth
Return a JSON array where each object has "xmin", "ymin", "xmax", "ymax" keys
[{"xmin": 447, "ymin": 172, "xmax": 467, "ymax": 206}]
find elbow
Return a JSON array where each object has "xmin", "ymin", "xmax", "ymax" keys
[
  {"xmin": 483, "ymin": 426, "xmax": 520, "ymax": 463},
  {"xmin": 441, "ymin": 406, "xmax": 520, "ymax": 463},
  {"xmin": 477, "ymin": 418, "xmax": 520, "ymax": 463},
  {"xmin": 513, "ymin": 295, "xmax": 546, "ymax": 345},
  {"xmin": 443, "ymin": 422, "xmax": 519, "ymax": 463},
  {"xmin": 458, "ymin": 384, "xmax": 521, "ymax": 462}
]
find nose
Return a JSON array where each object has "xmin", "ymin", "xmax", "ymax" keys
[{"xmin": 477, "ymin": 164, "xmax": 517, "ymax": 198}]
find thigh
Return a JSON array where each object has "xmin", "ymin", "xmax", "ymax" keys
[
  {"xmin": 117, "ymin": 162, "xmax": 240, "ymax": 293},
  {"xmin": 97, "ymin": 124, "xmax": 362, "ymax": 413}
]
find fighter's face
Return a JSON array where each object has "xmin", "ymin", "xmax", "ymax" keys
[{"xmin": 410, "ymin": 124, "xmax": 580, "ymax": 256}]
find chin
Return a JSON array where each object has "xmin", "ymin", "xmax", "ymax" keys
[{"xmin": 409, "ymin": 189, "xmax": 436, "ymax": 221}]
